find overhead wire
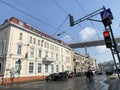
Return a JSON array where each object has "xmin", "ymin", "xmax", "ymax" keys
[
  {"xmin": 0, "ymin": 0, "xmax": 58, "ymax": 30},
  {"xmin": 13, "ymin": 0, "xmax": 56, "ymax": 25},
  {"xmin": 51, "ymin": 0, "xmax": 78, "ymax": 42},
  {"xmin": 75, "ymin": 0, "xmax": 101, "ymax": 40},
  {"xmin": 75, "ymin": 0, "xmax": 110, "ymax": 59},
  {"xmin": 52, "ymin": 0, "xmax": 68, "ymax": 15},
  {"xmin": 52, "ymin": 15, "xmax": 68, "ymax": 36}
]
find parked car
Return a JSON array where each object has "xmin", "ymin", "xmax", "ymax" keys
[
  {"xmin": 68, "ymin": 72, "xmax": 76, "ymax": 78},
  {"xmin": 45, "ymin": 73, "xmax": 58, "ymax": 81},
  {"xmin": 54, "ymin": 72, "xmax": 68, "ymax": 80},
  {"xmin": 76, "ymin": 72, "xmax": 83, "ymax": 77}
]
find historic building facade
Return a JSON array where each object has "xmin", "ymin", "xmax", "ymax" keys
[
  {"xmin": 0, "ymin": 17, "xmax": 73, "ymax": 84},
  {"xmin": 73, "ymin": 52, "xmax": 99, "ymax": 73}
]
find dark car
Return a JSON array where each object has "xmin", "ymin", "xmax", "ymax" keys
[
  {"xmin": 76, "ymin": 72, "xmax": 83, "ymax": 77},
  {"xmin": 45, "ymin": 73, "xmax": 58, "ymax": 81},
  {"xmin": 54, "ymin": 72, "xmax": 68, "ymax": 80}
]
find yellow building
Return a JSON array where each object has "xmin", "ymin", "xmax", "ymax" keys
[{"xmin": 0, "ymin": 17, "xmax": 73, "ymax": 84}]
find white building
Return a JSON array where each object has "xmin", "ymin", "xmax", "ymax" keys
[{"xmin": 0, "ymin": 17, "xmax": 73, "ymax": 84}]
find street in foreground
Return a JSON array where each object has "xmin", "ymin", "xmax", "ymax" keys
[{"xmin": 0, "ymin": 75, "xmax": 109, "ymax": 90}]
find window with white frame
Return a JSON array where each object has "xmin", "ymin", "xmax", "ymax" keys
[
  {"xmin": 19, "ymin": 33, "xmax": 23, "ymax": 40},
  {"xmin": 30, "ymin": 47, "xmax": 34, "ymax": 57},
  {"xmin": 33, "ymin": 38, "xmax": 36, "ymax": 44},
  {"xmin": 51, "ymin": 64, "xmax": 54, "ymax": 73},
  {"xmin": 38, "ymin": 50, "xmax": 42, "ymax": 58},
  {"xmin": 29, "ymin": 62, "xmax": 34, "ymax": 73},
  {"xmin": 38, "ymin": 40, "xmax": 40, "ymax": 46},
  {"xmin": 15, "ymin": 60, "xmax": 21, "ymax": 73},
  {"xmin": 41, "ymin": 40, "xmax": 43, "ymax": 47},
  {"xmin": 45, "ymin": 51, "xmax": 48, "ymax": 57},
  {"xmin": 45, "ymin": 42, "xmax": 47, "ymax": 48},
  {"xmin": 30, "ymin": 36, "xmax": 32, "ymax": 43},
  {"xmin": 4, "ymin": 32, "xmax": 7, "ymax": 40},
  {"xmin": 56, "ymin": 53, "xmax": 58, "ymax": 61},
  {"xmin": 56, "ymin": 65, "xmax": 59, "ymax": 72},
  {"xmin": 45, "ymin": 64, "xmax": 48, "ymax": 73},
  {"xmin": 38, "ymin": 63, "xmax": 42, "ymax": 73},
  {"xmin": 17, "ymin": 44, "xmax": 22, "ymax": 55},
  {"xmin": 62, "ymin": 65, "xmax": 64, "ymax": 72},
  {"xmin": 61, "ymin": 55, "xmax": 63, "ymax": 61}
]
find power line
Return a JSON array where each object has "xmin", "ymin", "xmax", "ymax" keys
[
  {"xmin": 75, "ymin": 0, "xmax": 87, "ymax": 14},
  {"xmin": 13, "ymin": 0, "xmax": 58, "ymax": 27},
  {"xmin": 0, "ymin": 0, "xmax": 58, "ymax": 30},
  {"xmin": 52, "ymin": 0, "xmax": 68, "ymax": 15},
  {"xmin": 52, "ymin": 15, "xmax": 68, "ymax": 36},
  {"xmin": 75, "ymin": 0, "xmax": 101, "ymax": 40}
]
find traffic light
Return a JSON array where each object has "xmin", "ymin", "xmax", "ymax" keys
[
  {"xmin": 103, "ymin": 31, "xmax": 112, "ymax": 48},
  {"xmin": 69, "ymin": 14, "xmax": 74, "ymax": 26}
]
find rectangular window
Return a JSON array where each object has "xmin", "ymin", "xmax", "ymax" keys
[
  {"xmin": 30, "ymin": 47, "xmax": 34, "ymax": 57},
  {"xmin": 47, "ymin": 43, "xmax": 49, "ymax": 48},
  {"xmin": 50, "ymin": 44, "xmax": 52, "ymax": 50},
  {"xmin": 38, "ymin": 50, "xmax": 42, "ymax": 58},
  {"xmin": 45, "ymin": 51, "xmax": 48, "ymax": 57},
  {"xmin": 45, "ymin": 64, "xmax": 48, "ymax": 73},
  {"xmin": 51, "ymin": 64, "xmax": 54, "ymax": 73},
  {"xmin": 19, "ymin": 33, "xmax": 23, "ymax": 40},
  {"xmin": 56, "ymin": 53, "xmax": 58, "ymax": 61},
  {"xmin": 38, "ymin": 63, "xmax": 42, "ymax": 73},
  {"xmin": 29, "ymin": 62, "xmax": 34, "ymax": 73},
  {"xmin": 33, "ymin": 38, "xmax": 36, "ymax": 44},
  {"xmin": 17, "ymin": 45, "xmax": 22, "ymax": 55},
  {"xmin": 4, "ymin": 32, "xmax": 7, "ymax": 40},
  {"xmin": 61, "ymin": 55, "xmax": 63, "ymax": 61},
  {"xmin": 41, "ymin": 40, "xmax": 43, "ymax": 47},
  {"xmin": 62, "ymin": 65, "xmax": 64, "ymax": 72},
  {"xmin": 30, "ymin": 36, "xmax": 32, "ymax": 43},
  {"xmin": 38, "ymin": 40, "xmax": 40, "ymax": 46},
  {"xmin": 56, "ymin": 65, "xmax": 59, "ymax": 72},
  {"xmin": 45, "ymin": 42, "xmax": 47, "ymax": 48}
]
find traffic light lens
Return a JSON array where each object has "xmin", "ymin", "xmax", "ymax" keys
[{"xmin": 103, "ymin": 31, "xmax": 109, "ymax": 37}]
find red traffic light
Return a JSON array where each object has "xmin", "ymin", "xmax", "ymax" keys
[
  {"xmin": 103, "ymin": 31, "xmax": 112, "ymax": 48},
  {"xmin": 103, "ymin": 31, "xmax": 110, "ymax": 37}
]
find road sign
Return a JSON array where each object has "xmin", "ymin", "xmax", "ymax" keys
[{"xmin": 100, "ymin": 8, "xmax": 113, "ymax": 20}]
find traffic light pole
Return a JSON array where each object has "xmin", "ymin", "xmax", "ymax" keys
[
  {"xmin": 110, "ymin": 48, "xmax": 120, "ymax": 79},
  {"xmin": 108, "ymin": 25, "xmax": 120, "ymax": 65}
]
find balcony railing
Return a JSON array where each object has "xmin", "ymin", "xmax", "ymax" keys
[{"xmin": 42, "ymin": 57, "xmax": 54, "ymax": 63}]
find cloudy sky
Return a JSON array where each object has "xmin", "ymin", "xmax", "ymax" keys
[{"xmin": 0, "ymin": 0, "xmax": 120, "ymax": 63}]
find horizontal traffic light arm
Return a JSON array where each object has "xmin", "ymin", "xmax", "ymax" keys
[{"xmin": 69, "ymin": 7, "xmax": 104, "ymax": 26}]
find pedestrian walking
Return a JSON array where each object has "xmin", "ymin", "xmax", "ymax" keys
[{"xmin": 85, "ymin": 68, "xmax": 94, "ymax": 82}]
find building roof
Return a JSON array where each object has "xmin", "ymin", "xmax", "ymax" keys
[{"xmin": 2, "ymin": 17, "xmax": 70, "ymax": 48}]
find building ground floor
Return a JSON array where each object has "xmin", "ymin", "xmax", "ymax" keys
[{"xmin": 0, "ymin": 57, "xmax": 72, "ymax": 84}]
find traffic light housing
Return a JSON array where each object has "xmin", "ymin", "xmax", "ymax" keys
[
  {"xmin": 103, "ymin": 31, "xmax": 112, "ymax": 48},
  {"xmin": 69, "ymin": 14, "xmax": 74, "ymax": 26}
]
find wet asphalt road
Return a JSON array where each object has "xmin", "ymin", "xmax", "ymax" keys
[{"xmin": 0, "ymin": 75, "xmax": 109, "ymax": 90}]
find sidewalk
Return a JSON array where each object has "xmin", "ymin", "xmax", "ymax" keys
[{"xmin": 107, "ymin": 74, "xmax": 120, "ymax": 90}]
